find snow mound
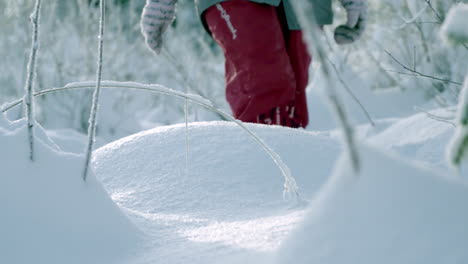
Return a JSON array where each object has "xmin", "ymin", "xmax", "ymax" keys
[
  {"xmin": 367, "ymin": 108, "xmax": 455, "ymax": 171},
  {"xmin": 92, "ymin": 121, "xmax": 341, "ymax": 262},
  {"xmin": 93, "ymin": 121, "xmax": 341, "ymax": 219},
  {"xmin": 277, "ymin": 144, "xmax": 468, "ymax": 264},
  {"xmin": 0, "ymin": 114, "xmax": 140, "ymax": 264}
]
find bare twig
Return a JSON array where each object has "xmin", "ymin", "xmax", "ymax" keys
[
  {"xmin": 383, "ymin": 68, "xmax": 424, "ymax": 78},
  {"xmin": 408, "ymin": 21, "xmax": 441, "ymax": 24},
  {"xmin": 424, "ymin": 0, "xmax": 443, "ymax": 22},
  {"xmin": 384, "ymin": 49, "xmax": 463, "ymax": 86},
  {"xmin": 161, "ymin": 46, "xmax": 192, "ymax": 176},
  {"xmin": 327, "ymin": 58, "xmax": 376, "ymax": 127},
  {"xmin": 414, "ymin": 106, "xmax": 456, "ymax": 127}
]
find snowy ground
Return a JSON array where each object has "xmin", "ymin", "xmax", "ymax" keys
[
  {"xmin": 2, "ymin": 1, "xmax": 468, "ymax": 262},
  {"xmin": 2, "ymin": 93, "xmax": 467, "ymax": 263}
]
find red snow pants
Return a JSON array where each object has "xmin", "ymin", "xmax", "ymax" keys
[{"xmin": 204, "ymin": 0, "xmax": 311, "ymax": 128}]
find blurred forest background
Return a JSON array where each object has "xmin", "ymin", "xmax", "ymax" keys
[{"xmin": 0, "ymin": 0, "xmax": 467, "ymax": 144}]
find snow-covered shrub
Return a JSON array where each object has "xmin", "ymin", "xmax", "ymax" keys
[
  {"xmin": 336, "ymin": 0, "xmax": 468, "ymax": 106},
  {"xmin": 440, "ymin": 3, "xmax": 468, "ymax": 45},
  {"xmin": 442, "ymin": 3, "xmax": 468, "ymax": 167}
]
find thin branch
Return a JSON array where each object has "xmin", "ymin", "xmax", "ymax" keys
[
  {"xmin": 384, "ymin": 50, "xmax": 463, "ymax": 86},
  {"xmin": 383, "ymin": 68, "xmax": 423, "ymax": 77},
  {"xmin": 24, "ymin": 0, "xmax": 42, "ymax": 162},
  {"xmin": 83, "ymin": 0, "xmax": 105, "ymax": 181},
  {"xmin": 414, "ymin": 106, "xmax": 457, "ymax": 127},
  {"xmin": 161, "ymin": 46, "xmax": 192, "ymax": 177},
  {"xmin": 290, "ymin": 0, "xmax": 360, "ymax": 173},
  {"xmin": 424, "ymin": 0, "xmax": 443, "ymax": 22},
  {"xmin": 463, "ymin": 44, "xmax": 468, "ymax": 51},
  {"xmin": 327, "ymin": 58, "xmax": 376, "ymax": 127},
  {"xmin": 408, "ymin": 21, "xmax": 441, "ymax": 24}
]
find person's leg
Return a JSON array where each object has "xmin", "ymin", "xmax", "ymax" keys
[
  {"xmin": 275, "ymin": 3, "xmax": 312, "ymax": 128},
  {"xmin": 285, "ymin": 30, "xmax": 311, "ymax": 128},
  {"xmin": 203, "ymin": 0, "xmax": 297, "ymax": 124}
]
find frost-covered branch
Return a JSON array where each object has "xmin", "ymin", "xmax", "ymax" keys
[
  {"xmin": 289, "ymin": 0, "xmax": 360, "ymax": 173},
  {"xmin": 2, "ymin": 81, "xmax": 302, "ymax": 200},
  {"xmin": 2, "ymin": 82, "xmax": 213, "ymax": 113},
  {"xmin": 23, "ymin": 0, "xmax": 42, "ymax": 162},
  {"xmin": 83, "ymin": 0, "xmax": 106, "ymax": 181}
]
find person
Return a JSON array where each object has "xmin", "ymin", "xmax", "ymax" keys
[{"xmin": 141, "ymin": 0, "xmax": 367, "ymax": 128}]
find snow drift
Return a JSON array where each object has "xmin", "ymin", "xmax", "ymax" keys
[
  {"xmin": 92, "ymin": 122, "xmax": 341, "ymax": 219},
  {"xmin": 277, "ymin": 144, "xmax": 468, "ymax": 264},
  {"xmin": 0, "ymin": 114, "xmax": 140, "ymax": 264},
  {"xmin": 92, "ymin": 121, "xmax": 342, "ymax": 262}
]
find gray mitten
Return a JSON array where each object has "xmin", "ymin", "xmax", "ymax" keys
[
  {"xmin": 141, "ymin": 0, "xmax": 178, "ymax": 54},
  {"xmin": 334, "ymin": 0, "xmax": 368, "ymax": 45}
]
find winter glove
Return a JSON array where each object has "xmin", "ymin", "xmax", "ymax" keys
[
  {"xmin": 334, "ymin": 0, "xmax": 368, "ymax": 45},
  {"xmin": 141, "ymin": 0, "xmax": 178, "ymax": 54}
]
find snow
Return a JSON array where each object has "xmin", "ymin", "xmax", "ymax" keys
[
  {"xmin": 92, "ymin": 122, "xmax": 340, "ymax": 262},
  {"xmin": 1, "ymin": 100, "xmax": 467, "ymax": 263},
  {"xmin": 89, "ymin": 107, "xmax": 463, "ymax": 263},
  {"xmin": 366, "ymin": 108, "xmax": 455, "ymax": 171},
  {"xmin": 1, "ymin": 1, "xmax": 468, "ymax": 263},
  {"xmin": 440, "ymin": 3, "xmax": 468, "ymax": 45},
  {"xmin": 277, "ymin": 144, "xmax": 468, "ymax": 264},
  {"xmin": 307, "ymin": 54, "xmax": 427, "ymax": 131},
  {"xmin": 0, "ymin": 114, "xmax": 140, "ymax": 264}
]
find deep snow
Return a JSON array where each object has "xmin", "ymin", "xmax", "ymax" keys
[
  {"xmin": 1, "ymin": 104, "xmax": 467, "ymax": 263},
  {"xmin": 91, "ymin": 108, "xmax": 465, "ymax": 263},
  {"xmin": 278, "ymin": 144, "xmax": 468, "ymax": 264}
]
